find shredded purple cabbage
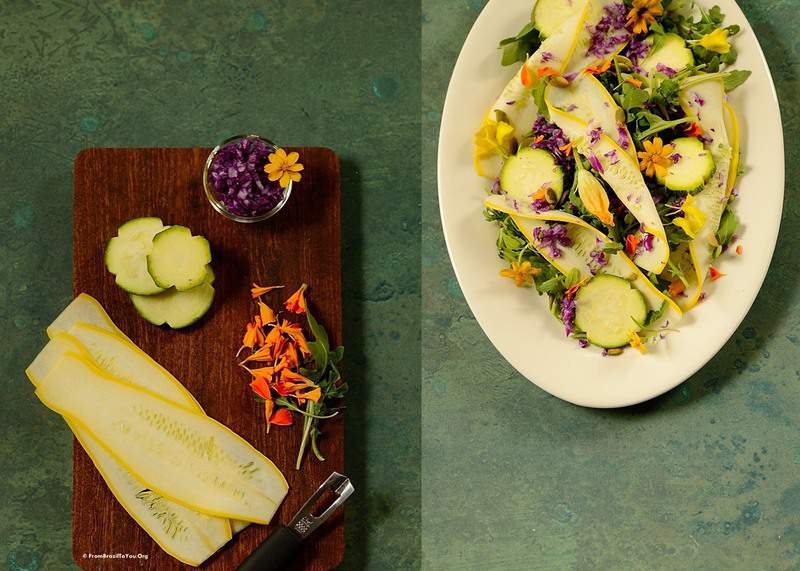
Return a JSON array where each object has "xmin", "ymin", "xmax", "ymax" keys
[
  {"xmin": 560, "ymin": 294, "xmax": 576, "ymax": 337},
  {"xmin": 655, "ymin": 63, "xmax": 677, "ymax": 78},
  {"xmin": 617, "ymin": 124, "xmax": 630, "ymax": 150},
  {"xmin": 641, "ymin": 231, "xmax": 655, "ymax": 252},
  {"xmin": 208, "ymin": 137, "xmax": 285, "ymax": 217},
  {"xmin": 604, "ymin": 149, "xmax": 620, "ymax": 165},
  {"xmin": 490, "ymin": 177, "xmax": 502, "ymax": 194},
  {"xmin": 588, "ymin": 152, "xmax": 605, "ymax": 174},
  {"xmin": 586, "ymin": 3, "xmax": 630, "ymax": 58},
  {"xmin": 589, "ymin": 249, "xmax": 608, "ymax": 275},
  {"xmin": 533, "ymin": 223, "xmax": 572, "ymax": 258},
  {"xmin": 627, "ymin": 36, "xmax": 650, "ymax": 65},
  {"xmin": 693, "ymin": 92, "xmax": 706, "ymax": 107},
  {"xmin": 531, "ymin": 116, "xmax": 572, "ymax": 168},
  {"xmin": 670, "ymin": 153, "xmax": 682, "ymax": 164},
  {"xmin": 589, "ymin": 125, "xmax": 603, "ymax": 146},
  {"xmin": 531, "ymin": 198, "xmax": 551, "ymax": 212},
  {"xmin": 540, "ymin": 51, "xmax": 554, "ymax": 63},
  {"xmin": 578, "ymin": 339, "xmax": 589, "ymax": 348}
]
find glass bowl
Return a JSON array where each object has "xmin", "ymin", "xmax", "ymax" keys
[{"xmin": 203, "ymin": 134, "xmax": 292, "ymax": 223}]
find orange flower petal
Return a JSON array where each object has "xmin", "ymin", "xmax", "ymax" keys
[
  {"xmin": 625, "ymin": 77, "xmax": 643, "ymax": 88},
  {"xmin": 284, "ymin": 284, "xmax": 308, "ymax": 314},
  {"xmin": 668, "ymin": 279, "xmax": 685, "ymax": 298},
  {"xmin": 296, "ymin": 387, "xmax": 322, "ymax": 403},
  {"xmin": 625, "ymin": 234, "xmax": 640, "ymax": 256},
  {"xmin": 251, "ymin": 283, "xmax": 284, "ymax": 298},
  {"xmin": 736, "ymin": 245, "xmax": 743, "ymax": 255},
  {"xmin": 521, "ymin": 64, "xmax": 532, "ymax": 86},
  {"xmin": 270, "ymin": 408, "xmax": 293, "ymax": 426},
  {"xmin": 250, "ymin": 377, "xmax": 272, "ymax": 400},
  {"xmin": 258, "ymin": 301, "xmax": 276, "ymax": 325},
  {"xmin": 709, "ymin": 267, "xmax": 725, "ymax": 281}
]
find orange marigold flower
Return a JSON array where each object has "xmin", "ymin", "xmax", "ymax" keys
[
  {"xmin": 626, "ymin": 0, "xmax": 663, "ymax": 35},
  {"xmin": 264, "ymin": 148, "xmax": 303, "ymax": 189},
  {"xmin": 284, "ymin": 283, "xmax": 308, "ymax": 314},
  {"xmin": 500, "ymin": 260, "xmax": 539, "ymax": 287},
  {"xmin": 637, "ymin": 137, "xmax": 675, "ymax": 179}
]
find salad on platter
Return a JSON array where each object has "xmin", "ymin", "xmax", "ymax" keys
[{"xmin": 475, "ymin": 0, "xmax": 750, "ymax": 354}]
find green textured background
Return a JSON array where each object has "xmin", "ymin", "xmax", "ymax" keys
[
  {"xmin": 0, "ymin": 1, "xmax": 420, "ymax": 570},
  {"xmin": 422, "ymin": 1, "xmax": 799, "ymax": 570}
]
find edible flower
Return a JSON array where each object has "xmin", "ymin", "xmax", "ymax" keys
[
  {"xmin": 284, "ymin": 283, "xmax": 308, "ymax": 314},
  {"xmin": 474, "ymin": 116, "xmax": 515, "ymax": 161},
  {"xmin": 709, "ymin": 266, "xmax": 725, "ymax": 281},
  {"xmin": 629, "ymin": 332, "xmax": 647, "ymax": 353},
  {"xmin": 521, "ymin": 64, "xmax": 533, "ymax": 86},
  {"xmin": 258, "ymin": 300, "xmax": 276, "ymax": 325},
  {"xmin": 251, "ymin": 283, "xmax": 284, "ymax": 298},
  {"xmin": 626, "ymin": 0, "xmax": 663, "ymax": 35},
  {"xmin": 637, "ymin": 137, "xmax": 674, "ymax": 179},
  {"xmin": 536, "ymin": 66, "xmax": 558, "ymax": 79},
  {"xmin": 736, "ymin": 245, "xmax": 743, "ymax": 255},
  {"xmin": 558, "ymin": 141, "xmax": 574, "ymax": 156},
  {"xmin": 264, "ymin": 148, "xmax": 304, "ymax": 189},
  {"xmin": 668, "ymin": 279, "xmax": 686, "ymax": 297},
  {"xmin": 577, "ymin": 170, "xmax": 614, "ymax": 226},
  {"xmin": 625, "ymin": 234, "xmax": 640, "ymax": 256},
  {"xmin": 269, "ymin": 408, "xmax": 294, "ymax": 426},
  {"xmin": 694, "ymin": 28, "xmax": 731, "ymax": 54},
  {"xmin": 673, "ymin": 195, "xmax": 706, "ymax": 238},
  {"xmin": 684, "ymin": 123, "xmax": 704, "ymax": 137},
  {"xmin": 625, "ymin": 77, "xmax": 643, "ymax": 88},
  {"xmin": 585, "ymin": 59, "xmax": 612, "ymax": 75},
  {"xmin": 500, "ymin": 260, "xmax": 539, "ymax": 287}
]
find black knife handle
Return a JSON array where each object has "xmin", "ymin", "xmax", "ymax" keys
[{"xmin": 237, "ymin": 526, "xmax": 303, "ymax": 571}]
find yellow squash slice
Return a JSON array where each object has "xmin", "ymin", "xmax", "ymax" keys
[
  {"xmin": 34, "ymin": 351, "xmax": 288, "ymax": 523},
  {"xmin": 46, "ymin": 295, "xmax": 252, "ymax": 533}
]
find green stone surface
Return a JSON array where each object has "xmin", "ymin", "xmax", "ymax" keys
[
  {"xmin": 422, "ymin": 1, "xmax": 799, "ymax": 570},
  {"xmin": 0, "ymin": 1, "xmax": 420, "ymax": 569}
]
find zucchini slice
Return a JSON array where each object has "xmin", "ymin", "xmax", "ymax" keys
[
  {"xmin": 104, "ymin": 217, "xmax": 166, "ymax": 295},
  {"xmin": 545, "ymin": 92, "xmax": 670, "ymax": 274},
  {"xmin": 533, "ymin": 0, "xmax": 583, "ymax": 38},
  {"xmin": 131, "ymin": 268, "xmax": 216, "ymax": 329},
  {"xmin": 657, "ymin": 137, "xmax": 715, "ymax": 192},
  {"xmin": 26, "ymin": 335, "xmax": 232, "ymax": 566},
  {"xmin": 500, "ymin": 147, "xmax": 564, "ymax": 208},
  {"xmin": 575, "ymin": 275, "xmax": 647, "ymax": 348},
  {"xmin": 45, "ymin": 294, "xmax": 251, "ymax": 533},
  {"xmin": 147, "ymin": 226, "xmax": 211, "ymax": 291},
  {"xmin": 640, "ymin": 33, "xmax": 694, "ymax": 78},
  {"xmin": 35, "ymin": 352, "xmax": 288, "ymax": 523}
]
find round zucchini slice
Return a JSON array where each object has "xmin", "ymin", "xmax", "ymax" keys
[
  {"xmin": 104, "ymin": 217, "xmax": 166, "ymax": 295},
  {"xmin": 574, "ymin": 274, "xmax": 647, "ymax": 348},
  {"xmin": 500, "ymin": 147, "xmax": 564, "ymax": 207},
  {"xmin": 147, "ymin": 226, "xmax": 212, "ymax": 291},
  {"xmin": 131, "ymin": 268, "xmax": 215, "ymax": 329},
  {"xmin": 640, "ymin": 33, "xmax": 694, "ymax": 77},
  {"xmin": 657, "ymin": 137, "xmax": 715, "ymax": 192}
]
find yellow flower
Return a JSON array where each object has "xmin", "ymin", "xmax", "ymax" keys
[
  {"xmin": 500, "ymin": 260, "xmax": 539, "ymax": 287},
  {"xmin": 474, "ymin": 116, "xmax": 515, "ymax": 160},
  {"xmin": 577, "ymin": 170, "xmax": 614, "ymax": 226},
  {"xmin": 629, "ymin": 332, "xmax": 647, "ymax": 353},
  {"xmin": 696, "ymin": 28, "xmax": 731, "ymax": 54},
  {"xmin": 626, "ymin": 0, "xmax": 663, "ymax": 35},
  {"xmin": 673, "ymin": 194, "xmax": 707, "ymax": 238},
  {"xmin": 264, "ymin": 148, "xmax": 304, "ymax": 189},
  {"xmin": 637, "ymin": 137, "xmax": 675, "ymax": 179}
]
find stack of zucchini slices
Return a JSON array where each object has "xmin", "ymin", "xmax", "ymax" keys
[{"xmin": 104, "ymin": 218, "xmax": 215, "ymax": 328}]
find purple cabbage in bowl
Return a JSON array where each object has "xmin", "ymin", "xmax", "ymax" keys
[{"xmin": 205, "ymin": 136, "xmax": 289, "ymax": 221}]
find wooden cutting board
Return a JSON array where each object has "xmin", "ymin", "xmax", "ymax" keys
[{"xmin": 72, "ymin": 147, "xmax": 343, "ymax": 570}]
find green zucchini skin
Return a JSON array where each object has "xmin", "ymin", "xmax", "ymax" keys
[{"xmin": 574, "ymin": 275, "xmax": 647, "ymax": 348}]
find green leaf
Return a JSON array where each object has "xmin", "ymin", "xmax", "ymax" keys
[
  {"xmin": 724, "ymin": 69, "xmax": 751, "ymax": 92},
  {"xmin": 305, "ymin": 306, "xmax": 329, "ymax": 351},
  {"xmin": 602, "ymin": 242, "xmax": 623, "ymax": 254},
  {"xmin": 716, "ymin": 207, "xmax": 739, "ymax": 246},
  {"xmin": 306, "ymin": 341, "xmax": 328, "ymax": 381},
  {"xmin": 620, "ymin": 83, "xmax": 649, "ymax": 111},
  {"xmin": 329, "ymin": 346, "xmax": 344, "ymax": 364},
  {"xmin": 563, "ymin": 268, "xmax": 581, "ymax": 289}
]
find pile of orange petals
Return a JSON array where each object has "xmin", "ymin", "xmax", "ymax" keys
[{"xmin": 241, "ymin": 283, "xmax": 319, "ymax": 430}]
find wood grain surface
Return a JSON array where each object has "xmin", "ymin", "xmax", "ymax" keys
[{"xmin": 72, "ymin": 147, "xmax": 343, "ymax": 570}]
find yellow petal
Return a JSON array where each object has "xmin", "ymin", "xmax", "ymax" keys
[
  {"xmin": 577, "ymin": 170, "xmax": 614, "ymax": 226},
  {"xmin": 288, "ymin": 163, "xmax": 304, "ymax": 172},
  {"xmin": 267, "ymin": 171, "xmax": 282, "ymax": 182},
  {"xmin": 279, "ymin": 173, "xmax": 291, "ymax": 188},
  {"xmin": 289, "ymin": 172, "xmax": 302, "ymax": 183},
  {"xmin": 286, "ymin": 151, "xmax": 300, "ymax": 165},
  {"xmin": 698, "ymin": 28, "xmax": 731, "ymax": 54},
  {"xmin": 264, "ymin": 163, "xmax": 281, "ymax": 173}
]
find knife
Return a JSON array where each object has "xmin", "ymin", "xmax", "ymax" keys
[{"xmin": 237, "ymin": 472, "xmax": 354, "ymax": 571}]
